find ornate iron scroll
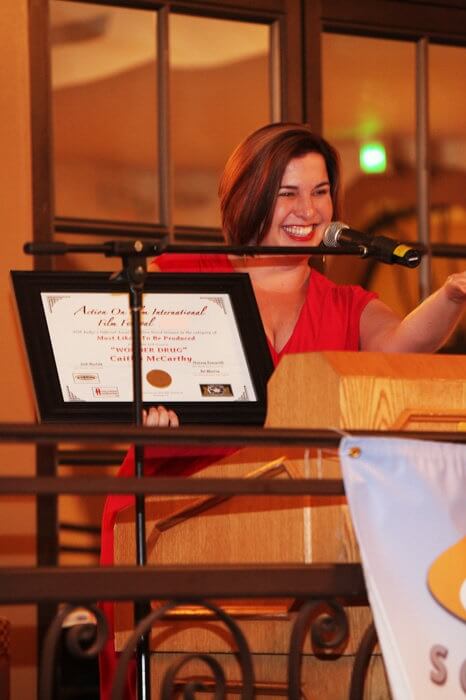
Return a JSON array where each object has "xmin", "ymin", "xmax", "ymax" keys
[
  {"xmin": 40, "ymin": 603, "xmax": 108, "ymax": 700},
  {"xmin": 288, "ymin": 599, "xmax": 349, "ymax": 698},
  {"xmin": 111, "ymin": 599, "xmax": 255, "ymax": 700},
  {"xmin": 349, "ymin": 622, "xmax": 384, "ymax": 700},
  {"xmin": 37, "ymin": 597, "xmax": 380, "ymax": 700},
  {"xmin": 161, "ymin": 654, "xmax": 227, "ymax": 699}
]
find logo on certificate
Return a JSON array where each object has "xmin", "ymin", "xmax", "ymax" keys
[
  {"xmin": 200, "ymin": 384, "xmax": 233, "ymax": 397},
  {"xmin": 92, "ymin": 386, "xmax": 119, "ymax": 398},
  {"xmin": 73, "ymin": 372, "xmax": 99, "ymax": 383}
]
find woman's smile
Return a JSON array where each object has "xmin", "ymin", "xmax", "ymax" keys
[{"xmin": 281, "ymin": 223, "xmax": 317, "ymax": 241}]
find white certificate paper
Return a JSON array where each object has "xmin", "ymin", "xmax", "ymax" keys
[{"xmin": 41, "ymin": 291, "xmax": 256, "ymax": 403}]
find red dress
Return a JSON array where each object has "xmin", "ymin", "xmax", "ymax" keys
[{"xmin": 99, "ymin": 253, "xmax": 376, "ymax": 698}]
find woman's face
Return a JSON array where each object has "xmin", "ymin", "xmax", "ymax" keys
[{"xmin": 261, "ymin": 152, "xmax": 333, "ymax": 247}]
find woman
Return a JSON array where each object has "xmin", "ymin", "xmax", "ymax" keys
[{"xmin": 100, "ymin": 123, "xmax": 466, "ymax": 697}]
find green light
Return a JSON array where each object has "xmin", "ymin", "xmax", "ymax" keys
[{"xmin": 360, "ymin": 142, "xmax": 387, "ymax": 173}]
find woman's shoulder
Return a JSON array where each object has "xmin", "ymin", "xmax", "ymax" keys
[
  {"xmin": 308, "ymin": 268, "xmax": 378, "ymax": 306},
  {"xmin": 310, "ymin": 268, "xmax": 375, "ymax": 295}
]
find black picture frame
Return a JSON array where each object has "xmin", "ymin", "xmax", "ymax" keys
[{"xmin": 11, "ymin": 270, "xmax": 273, "ymax": 425}]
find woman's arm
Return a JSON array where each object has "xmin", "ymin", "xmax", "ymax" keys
[{"xmin": 360, "ymin": 271, "xmax": 466, "ymax": 353}]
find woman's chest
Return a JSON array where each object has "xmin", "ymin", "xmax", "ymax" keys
[{"xmin": 252, "ymin": 284, "xmax": 308, "ymax": 354}]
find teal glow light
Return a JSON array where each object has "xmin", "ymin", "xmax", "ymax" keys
[{"xmin": 359, "ymin": 142, "xmax": 387, "ymax": 173}]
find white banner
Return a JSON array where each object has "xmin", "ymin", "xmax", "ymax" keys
[{"xmin": 340, "ymin": 436, "xmax": 466, "ymax": 699}]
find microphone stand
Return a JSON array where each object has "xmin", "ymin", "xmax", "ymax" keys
[
  {"xmin": 114, "ymin": 248, "xmax": 152, "ymax": 700},
  {"xmin": 25, "ymin": 239, "xmax": 165, "ymax": 700},
  {"xmin": 24, "ymin": 235, "xmax": 423, "ymax": 699}
]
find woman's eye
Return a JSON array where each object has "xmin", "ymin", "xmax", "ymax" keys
[
  {"xmin": 314, "ymin": 188, "xmax": 330, "ymax": 196},
  {"xmin": 278, "ymin": 190, "xmax": 294, "ymax": 197}
]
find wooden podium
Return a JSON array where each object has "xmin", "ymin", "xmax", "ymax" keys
[{"xmin": 114, "ymin": 352, "xmax": 466, "ymax": 698}]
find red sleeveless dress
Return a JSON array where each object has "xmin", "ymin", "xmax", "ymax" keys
[{"xmin": 99, "ymin": 253, "xmax": 376, "ymax": 698}]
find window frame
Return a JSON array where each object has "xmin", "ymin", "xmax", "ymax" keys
[
  {"xmin": 302, "ymin": 0, "xmax": 466, "ymax": 298},
  {"xmin": 29, "ymin": 1, "xmax": 466, "ymax": 262},
  {"xmin": 30, "ymin": 0, "xmax": 304, "ymax": 254}
]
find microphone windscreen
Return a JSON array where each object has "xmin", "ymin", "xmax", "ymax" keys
[{"xmin": 322, "ymin": 222, "xmax": 347, "ymax": 247}]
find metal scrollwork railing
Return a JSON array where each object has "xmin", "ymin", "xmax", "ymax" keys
[
  {"xmin": 349, "ymin": 622, "xmax": 385, "ymax": 700},
  {"xmin": 36, "ymin": 596, "xmax": 370, "ymax": 700},
  {"xmin": 111, "ymin": 600, "xmax": 255, "ymax": 700},
  {"xmin": 288, "ymin": 600, "xmax": 350, "ymax": 698},
  {"xmin": 40, "ymin": 603, "xmax": 108, "ymax": 700},
  {"xmin": 4, "ymin": 423, "xmax": 457, "ymax": 698},
  {"xmin": 36, "ymin": 598, "xmax": 361, "ymax": 700},
  {"xmin": 161, "ymin": 654, "xmax": 228, "ymax": 700}
]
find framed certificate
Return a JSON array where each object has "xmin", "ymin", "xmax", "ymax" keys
[{"xmin": 11, "ymin": 271, "xmax": 274, "ymax": 424}]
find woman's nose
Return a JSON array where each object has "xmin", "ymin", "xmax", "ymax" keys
[{"xmin": 294, "ymin": 197, "xmax": 314, "ymax": 219}]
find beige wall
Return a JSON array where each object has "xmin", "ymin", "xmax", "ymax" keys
[{"xmin": 0, "ymin": 0, "xmax": 37, "ymax": 697}]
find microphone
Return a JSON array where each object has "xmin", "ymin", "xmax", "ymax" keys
[{"xmin": 322, "ymin": 221, "xmax": 423, "ymax": 268}]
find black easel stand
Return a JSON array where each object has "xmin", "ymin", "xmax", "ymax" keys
[
  {"xmin": 25, "ymin": 240, "xmax": 165, "ymax": 699},
  {"xmin": 117, "ymin": 249, "xmax": 152, "ymax": 700}
]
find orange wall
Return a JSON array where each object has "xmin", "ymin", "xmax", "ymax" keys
[{"xmin": 0, "ymin": 0, "xmax": 37, "ymax": 697}]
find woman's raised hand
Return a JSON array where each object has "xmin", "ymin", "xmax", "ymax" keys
[
  {"xmin": 143, "ymin": 405, "xmax": 180, "ymax": 428},
  {"xmin": 443, "ymin": 271, "xmax": 466, "ymax": 305}
]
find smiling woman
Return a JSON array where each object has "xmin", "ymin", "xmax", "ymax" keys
[
  {"xmin": 99, "ymin": 122, "xmax": 466, "ymax": 699},
  {"xmin": 254, "ymin": 152, "xmax": 333, "ymax": 245},
  {"xmin": 219, "ymin": 123, "xmax": 341, "ymax": 246},
  {"xmin": 219, "ymin": 123, "xmax": 466, "ymax": 358}
]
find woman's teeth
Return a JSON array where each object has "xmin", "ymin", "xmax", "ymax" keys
[{"xmin": 283, "ymin": 225, "xmax": 315, "ymax": 238}]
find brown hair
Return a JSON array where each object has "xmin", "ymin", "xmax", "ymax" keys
[{"xmin": 219, "ymin": 122, "xmax": 341, "ymax": 245}]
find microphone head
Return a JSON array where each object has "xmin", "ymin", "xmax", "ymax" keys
[{"xmin": 322, "ymin": 221, "xmax": 349, "ymax": 247}]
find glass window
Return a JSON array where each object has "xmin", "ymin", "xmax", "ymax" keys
[
  {"xmin": 322, "ymin": 33, "xmax": 419, "ymax": 316},
  {"xmin": 50, "ymin": 1, "xmax": 159, "ymax": 223},
  {"xmin": 429, "ymin": 43, "xmax": 466, "ymax": 351},
  {"xmin": 170, "ymin": 14, "xmax": 271, "ymax": 228}
]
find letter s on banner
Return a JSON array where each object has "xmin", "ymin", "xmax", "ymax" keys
[{"xmin": 430, "ymin": 645, "xmax": 448, "ymax": 685}]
